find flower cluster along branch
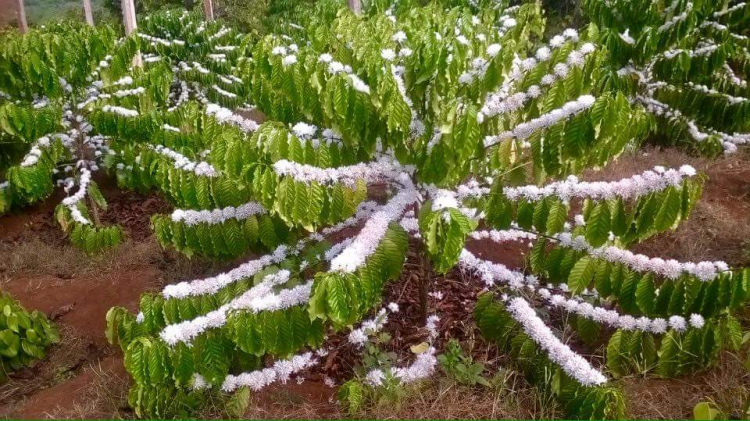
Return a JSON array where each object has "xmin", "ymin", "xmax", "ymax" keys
[
  {"xmin": 61, "ymin": 168, "xmax": 93, "ymax": 225},
  {"xmin": 469, "ymin": 228, "xmax": 537, "ymax": 243},
  {"xmin": 161, "ymin": 200, "xmax": 383, "ymax": 300},
  {"xmin": 290, "ymin": 122, "xmax": 343, "ymax": 147},
  {"xmin": 481, "ymin": 27, "xmax": 580, "ymax": 112},
  {"xmin": 19, "ymin": 134, "xmax": 71, "ymax": 167},
  {"xmin": 205, "ymin": 103, "xmax": 260, "ymax": 133},
  {"xmin": 170, "ymin": 201, "xmax": 267, "ymax": 226},
  {"xmin": 506, "ymin": 297, "xmax": 608, "ymax": 386},
  {"xmin": 483, "ymin": 95, "xmax": 597, "ymax": 146},
  {"xmin": 539, "ymin": 289, "xmax": 705, "ymax": 334},
  {"xmin": 638, "ymin": 95, "xmax": 748, "ymax": 153},
  {"xmin": 138, "ymin": 33, "xmax": 186, "ymax": 47},
  {"xmin": 713, "ymin": 2, "xmax": 746, "ymax": 18},
  {"xmin": 150, "ymin": 144, "xmax": 219, "ymax": 177},
  {"xmin": 656, "ymin": 81, "xmax": 749, "ymax": 105},
  {"xmin": 480, "ymin": 43, "xmax": 596, "ymax": 119},
  {"xmin": 658, "ymin": 2, "xmax": 693, "ymax": 33},
  {"xmin": 458, "ymin": 248, "xmax": 537, "ymax": 288},
  {"xmin": 502, "ymin": 165, "xmax": 696, "ymax": 202},
  {"xmin": 554, "ymin": 232, "xmax": 730, "ymax": 281},
  {"xmin": 457, "ymin": 229, "xmax": 712, "ymax": 338},
  {"xmin": 101, "ymin": 105, "xmax": 139, "ymax": 117},
  {"xmin": 219, "ymin": 351, "xmax": 320, "ymax": 392},
  {"xmin": 330, "ymin": 188, "xmax": 420, "ymax": 273},
  {"xmin": 159, "ymin": 270, "xmax": 311, "ymax": 345},
  {"xmin": 161, "ymin": 246, "xmax": 291, "ymax": 300},
  {"xmin": 212, "ymin": 84, "xmax": 237, "ymax": 98},
  {"xmin": 272, "ymin": 156, "xmax": 412, "ymax": 188}
]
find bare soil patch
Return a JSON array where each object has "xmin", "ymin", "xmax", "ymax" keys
[{"xmin": 0, "ymin": 183, "xmax": 203, "ymax": 418}]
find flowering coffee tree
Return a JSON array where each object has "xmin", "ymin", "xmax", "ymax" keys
[
  {"xmin": 584, "ymin": 0, "xmax": 749, "ymax": 154},
  {"xmin": 0, "ymin": 23, "xmax": 138, "ymax": 253},
  {"xmin": 0, "ymin": 0, "xmax": 748, "ymax": 418}
]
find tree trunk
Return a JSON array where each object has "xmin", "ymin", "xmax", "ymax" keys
[
  {"xmin": 16, "ymin": 0, "xmax": 28, "ymax": 33},
  {"xmin": 203, "ymin": 0, "xmax": 214, "ymax": 21},
  {"xmin": 83, "ymin": 0, "xmax": 94, "ymax": 26},
  {"xmin": 120, "ymin": 0, "xmax": 142, "ymax": 67},
  {"xmin": 419, "ymin": 273, "xmax": 428, "ymax": 324},
  {"xmin": 347, "ymin": 0, "xmax": 362, "ymax": 15},
  {"xmin": 418, "ymin": 252, "xmax": 431, "ymax": 324},
  {"xmin": 120, "ymin": 0, "xmax": 135, "ymax": 35}
]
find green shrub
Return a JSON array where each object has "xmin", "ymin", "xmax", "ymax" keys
[{"xmin": 0, "ymin": 292, "xmax": 59, "ymax": 381}]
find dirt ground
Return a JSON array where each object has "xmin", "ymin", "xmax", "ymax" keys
[{"xmin": 0, "ymin": 147, "xmax": 748, "ymax": 419}]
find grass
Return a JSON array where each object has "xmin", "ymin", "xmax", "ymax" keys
[
  {"xmin": 360, "ymin": 375, "xmax": 561, "ymax": 419},
  {"xmin": 618, "ymin": 351, "xmax": 750, "ymax": 419},
  {"xmin": 46, "ymin": 358, "xmax": 133, "ymax": 420},
  {"xmin": 238, "ymin": 372, "xmax": 560, "ymax": 420},
  {"xmin": 0, "ymin": 233, "xmax": 225, "ymax": 289}
]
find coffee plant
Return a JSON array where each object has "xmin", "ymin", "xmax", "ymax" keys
[
  {"xmin": 0, "ymin": 0, "xmax": 748, "ymax": 418},
  {"xmin": 0, "ymin": 22, "xmax": 139, "ymax": 253},
  {"xmin": 0, "ymin": 292, "xmax": 59, "ymax": 382},
  {"xmin": 584, "ymin": 0, "xmax": 750, "ymax": 155}
]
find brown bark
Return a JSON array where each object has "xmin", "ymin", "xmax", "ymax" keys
[{"xmin": 203, "ymin": 0, "xmax": 214, "ymax": 21}]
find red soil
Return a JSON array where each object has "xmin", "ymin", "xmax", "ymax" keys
[{"xmin": 0, "ymin": 180, "xmax": 167, "ymax": 418}]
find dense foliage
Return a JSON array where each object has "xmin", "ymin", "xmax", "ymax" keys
[
  {"xmin": 585, "ymin": 0, "xmax": 750, "ymax": 155},
  {"xmin": 0, "ymin": 0, "xmax": 748, "ymax": 418},
  {"xmin": 0, "ymin": 293, "xmax": 59, "ymax": 382}
]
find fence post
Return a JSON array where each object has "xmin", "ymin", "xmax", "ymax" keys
[
  {"xmin": 347, "ymin": 0, "xmax": 362, "ymax": 14},
  {"xmin": 83, "ymin": 0, "xmax": 95, "ymax": 26},
  {"xmin": 121, "ymin": 0, "xmax": 142, "ymax": 67},
  {"xmin": 203, "ymin": 0, "xmax": 214, "ymax": 21},
  {"xmin": 16, "ymin": 0, "xmax": 28, "ymax": 33}
]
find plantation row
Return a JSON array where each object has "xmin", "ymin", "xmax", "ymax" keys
[{"xmin": 0, "ymin": 0, "xmax": 749, "ymax": 418}]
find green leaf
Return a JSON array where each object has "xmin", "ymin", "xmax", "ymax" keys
[
  {"xmin": 635, "ymin": 274, "xmax": 656, "ymax": 315},
  {"xmin": 654, "ymin": 186, "xmax": 681, "ymax": 232},
  {"xmin": 693, "ymin": 402, "xmax": 722, "ymax": 420},
  {"xmin": 606, "ymin": 330, "xmax": 628, "ymax": 377},
  {"xmin": 225, "ymin": 387, "xmax": 251, "ymax": 418},
  {"xmin": 338, "ymin": 380, "xmax": 365, "ymax": 416},
  {"xmin": 567, "ymin": 256, "xmax": 596, "ymax": 294},
  {"xmin": 575, "ymin": 315, "xmax": 601, "ymax": 345},
  {"xmin": 546, "ymin": 200, "xmax": 568, "ymax": 235},
  {"xmin": 586, "ymin": 202, "xmax": 611, "ymax": 247}
]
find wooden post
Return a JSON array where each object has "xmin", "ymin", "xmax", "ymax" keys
[
  {"xmin": 120, "ymin": 0, "xmax": 142, "ymax": 67},
  {"xmin": 16, "ymin": 0, "xmax": 28, "ymax": 33},
  {"xmin": 121, "ymin": 0, "xmax": 135, "ymax": 35},
  {"xmin": 203, "ymin": 0, "xmax": 214, "ymax": 21},
  {"xmin": 83, "ymin": 0, "xmax": 94, "ymax": 26},
  {"xmin": 347, "ymin": 0, "xmax": 362, "ymax": 15}
]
